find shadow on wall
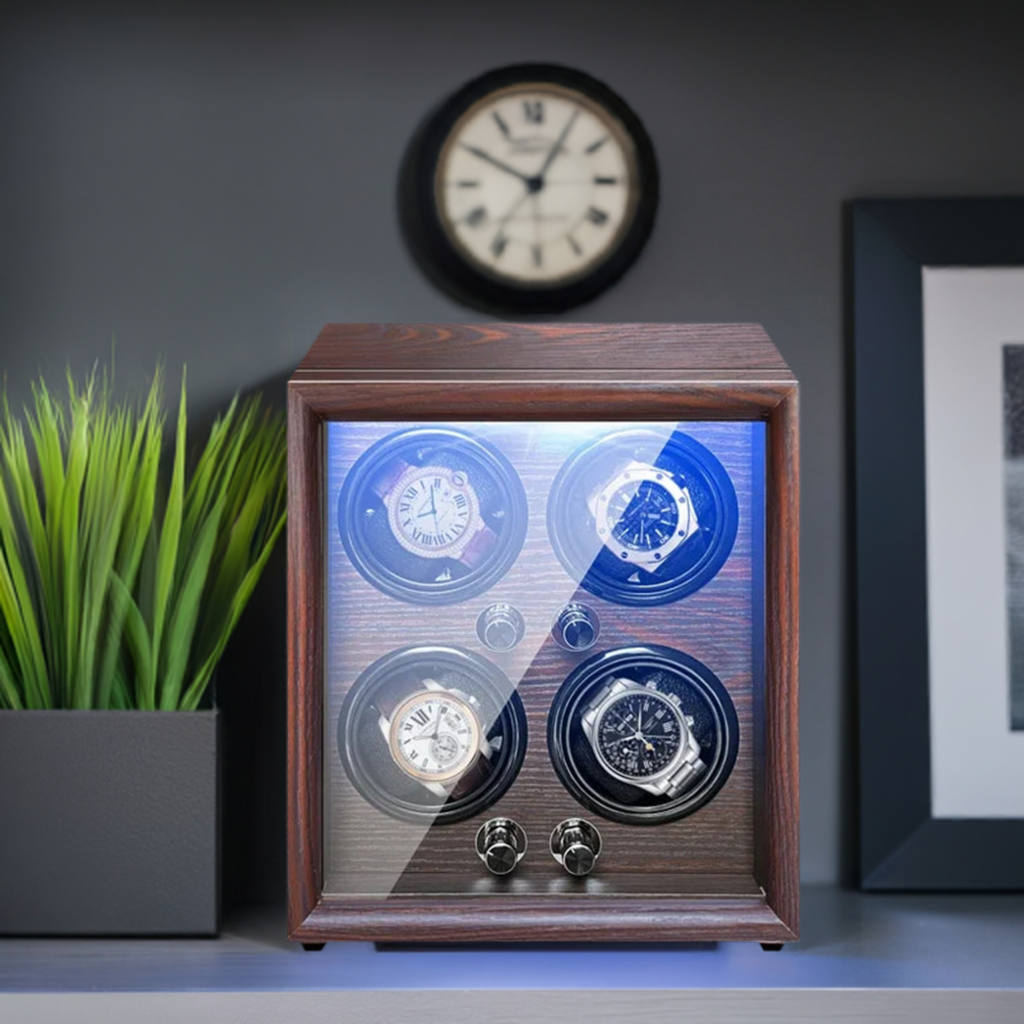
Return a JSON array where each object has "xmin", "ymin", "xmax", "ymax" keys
[{"xmin": 212, "ymin": 368, "xmax": 290, "ymax": 910}]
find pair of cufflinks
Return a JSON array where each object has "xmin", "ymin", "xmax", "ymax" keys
[{"xmin": 475, "ymin": 817, "xmax": 602, "ymax": 877}]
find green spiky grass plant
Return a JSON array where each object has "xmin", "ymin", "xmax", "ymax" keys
[{"xmin": 0, "ymin": 367, "xmax": 286, "ymax": 710}]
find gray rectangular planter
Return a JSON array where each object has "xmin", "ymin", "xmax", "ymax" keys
[{"xmin": 0, "ymin": 709, "xmax": 219, "ymax": 936}]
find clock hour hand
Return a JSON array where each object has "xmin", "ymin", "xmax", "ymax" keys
[{"xmin": 460, "ymin": 144, "xmax": 534, "ymax": 186}]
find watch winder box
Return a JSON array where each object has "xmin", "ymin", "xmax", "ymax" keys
[{"xmin": 288, "ymin": 323, "xmax": 798, "ymax": 946}]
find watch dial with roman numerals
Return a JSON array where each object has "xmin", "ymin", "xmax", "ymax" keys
[{"xmin": 401, "ymin": 64, "xmax": 658, "ymax": 314}]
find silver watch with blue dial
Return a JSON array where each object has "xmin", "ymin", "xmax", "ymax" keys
[{"xmin": 588, "ymin": 461, "xmax": 700, "ymax": 573}]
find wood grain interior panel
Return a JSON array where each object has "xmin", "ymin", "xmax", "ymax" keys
[{"xmin": 322, "ymin": 420, "xmax": 760, "ymax": 896}]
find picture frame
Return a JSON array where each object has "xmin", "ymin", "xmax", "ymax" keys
[
  {"xmin": 853, "ymin": 197, "xmax": 1024, "ymax": 890},
  {"xmin": 287, "ymin": 323, "xmax": 799, "ymax": 945}
]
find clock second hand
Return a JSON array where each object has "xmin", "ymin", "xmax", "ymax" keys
[
  {"xmin": 489, "ymin": 189, "xmax": 532, "ymax": 254},
  {"xmin": 534, "ymin": 108, "xmax": 580, "ymax": 182}
]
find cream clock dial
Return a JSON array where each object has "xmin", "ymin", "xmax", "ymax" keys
[
  {"xmin": 438, "ymin": 85, "xmax": 636, "ymax": 285},
  {"xmin": 402, "ymin": 64, "xmax": 658, "ymax": 314}
]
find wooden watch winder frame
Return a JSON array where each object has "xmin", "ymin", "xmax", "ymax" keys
[{"xmin": 287, "ymin": 323, "xmax": 799, "ymax": 945}]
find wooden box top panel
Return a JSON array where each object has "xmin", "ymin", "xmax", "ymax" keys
[{"xmin": 295, "ymin": 323, "xmax": 793, "ymax": 376}]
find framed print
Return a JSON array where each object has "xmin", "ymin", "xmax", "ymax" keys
[{"xmin": 853, "ymin": 197, "xmax": 1024, "ymax": 889}]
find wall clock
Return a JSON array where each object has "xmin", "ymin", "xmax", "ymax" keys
[{"xmin": 400, "ymin": 64, "xmax": 659, "ymax": 313}]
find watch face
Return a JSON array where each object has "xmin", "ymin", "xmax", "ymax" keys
[
  {"xmin": 547, "ymin": 645, "xmax": 740, "ymax": 825},
  {"xmin": 387, "ymin": 465, "xmax": 481, "ymax": 559},
  {"xmin": 548, "ymin": 429, "xmax": 738, "ymax": 606},
  {"xmin": 338, "ymin": 427, "xmax": 528, "ymax": 605},
  {"xmin": 607, "ymin": 480, "xmax": 680, "ymax": 553},
  {"xmin": 338, "ymin": 645, "xmax": 529, "ymax": 825},
  {"xmin": 388, "ymin": 689, "xmax": 481, "ymax": 783},
  {"xmin": 401, "ymin": 64, "xmax": 658, "ymax": 314},
  {"xmin": 594, "ymin": 689, "xmax": 683, "ymax": 780}
]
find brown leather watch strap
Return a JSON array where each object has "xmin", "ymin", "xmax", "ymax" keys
[
  {"xmin": 370, "ymin": 458, "xmax": 413, "ymax": 501},
  {"xmin": 457, "ymin": 520, "xmax": 499, "ymax": 569}
]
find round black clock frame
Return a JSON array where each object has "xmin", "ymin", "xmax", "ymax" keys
[
  {"xmin": 547, "ymin": 645, "xmax": 740, "ymax": 826},
  {"xmin": 338, "ymin": 426, "xmax": 528, "ymax": 606},
  {"xmin": 546, "ymin": 427, "xmax": 739, "ymax": 607},
  {"xmin": 399, "ymin": 63, "xmax": 660, "ymax": 315},
  {"xmin": 339, "ymin": 645, "xmax": 529, "ymax": 826}
]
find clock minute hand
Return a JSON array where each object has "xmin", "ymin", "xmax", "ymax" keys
[
  {"xmin": 535, "ymin": 108, "xmax": 580, "ymax": 182},
  {"xmin": 460, "ymin": 144, "xmax": 532, "ymax": 185}
]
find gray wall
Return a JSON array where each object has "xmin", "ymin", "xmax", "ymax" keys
[{"xmin": 2, "ymin": 1, "xmax": 1023, "ymax": 895}]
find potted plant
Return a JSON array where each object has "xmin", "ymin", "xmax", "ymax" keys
[{"xmin": 0, "ymin": 367, "xmax": 286, "ymax": 935}]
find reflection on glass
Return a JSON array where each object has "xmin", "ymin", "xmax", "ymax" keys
[{"xmin": 324, "ymin": 421, "xmax": 761, "ymax": 898}]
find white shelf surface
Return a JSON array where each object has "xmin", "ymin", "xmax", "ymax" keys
[{"xmin": 1, "ymin": 885, "xmax": 1023, "ymax": 1022}]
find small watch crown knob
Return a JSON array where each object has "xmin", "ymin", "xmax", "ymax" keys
[
  {"xmin": 475, "ymin": 818, "xmax": 527, "ymax": 876},
  {"xmin": 552, "ymin": 603, "xmax": 600, "ymax": 652},
  {"xmin": 549, "ymin": 818, "xmax": 602, "ymax": 877}
]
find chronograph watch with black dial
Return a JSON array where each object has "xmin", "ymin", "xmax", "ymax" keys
[
  {"xmin": 547, "ymin": 643, "xmax": 740, "ymax": 825},
  {"xmin": 400, "ymin": 63, "xmax": 659, "ymax": 314},
  {"xmin": 581, "ymin": 678, "xmax": 705, "ymax": 798}
]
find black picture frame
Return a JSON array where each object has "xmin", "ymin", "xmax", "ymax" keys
[{"xmin": 853, "ymin": 197, "xmax": 1024, "ymax": 890}]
